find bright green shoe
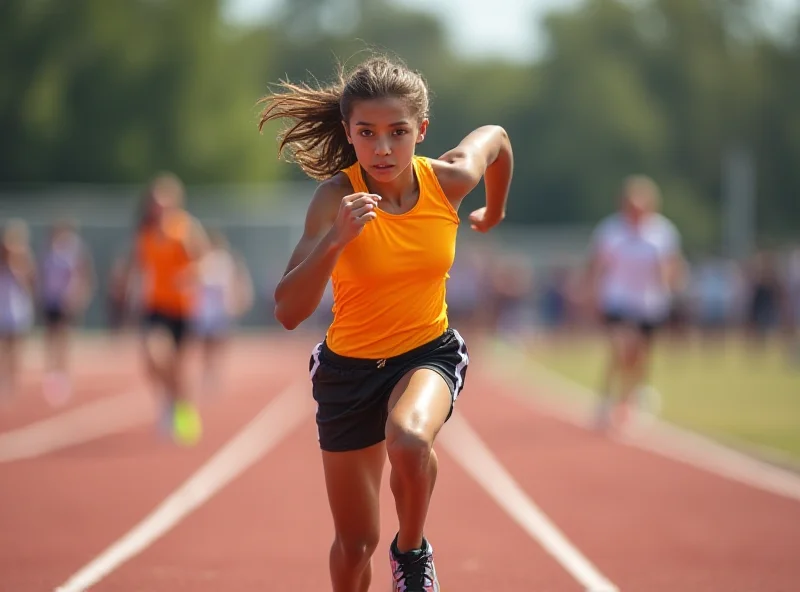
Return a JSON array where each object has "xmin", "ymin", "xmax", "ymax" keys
[{"xmin": 172, "ymin": 400, "xmax": 202, "ymax": 446}]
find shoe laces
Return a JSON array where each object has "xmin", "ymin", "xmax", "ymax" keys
[{"xmin": 393, "ymin": 549, "xmax": 433, "ymax": 591}]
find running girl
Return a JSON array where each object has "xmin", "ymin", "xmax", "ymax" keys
[{"xmin": 258, "ymin": 55, "xmax": 513, "ymax": 592}]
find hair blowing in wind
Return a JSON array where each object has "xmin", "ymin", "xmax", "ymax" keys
[{"xmin": 257, "ymin": 56, "xmax": 430, "ymax": 181}]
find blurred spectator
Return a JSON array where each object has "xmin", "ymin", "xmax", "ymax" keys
[
  {"xmin": 192, "ymin": 228, "xmax": 254, "ymax": 395},
  {"xmin": 39, "ymin": 219, "xmax": 96, "ymax": 406},
  {"xmin": 446, "ymin": 244, "xmax": 492, "ymax": 334},
  {"xmin": 538, "ymin": 265, "xmax": 571, "ymax": 331},
  {"xmin": 0, "ymin": 219, "xmax": 36, "ymax": 399},
  {"xmin": 490, "ymin": 252, "xmax": 536, "ymax": 341},
  {"xmin": 744, "ymin": 250, "xmax": 787, "ymax": 346},
  {"xmin": 688, "ymin": 256, "xmax": 745, "ymax": 341}
]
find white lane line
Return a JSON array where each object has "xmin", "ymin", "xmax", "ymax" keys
[
  {"xmin": 440, "ymin": 412, "xmax": 619, "ymax": 592},
  {"xmin": 0, "ymin": 392, "xmax": 152, "ymax": 463},
  {"xmin": 490, "ymin": 342, "xmax": 800, "ymax": 504},
  {"xmin": 55, "ymin": 382, "xmax": 312, "ymax": 592}
]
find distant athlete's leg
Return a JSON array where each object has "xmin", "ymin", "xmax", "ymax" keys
[
  {"xmin": 43, "ymin": 317, "xmax": 72, "ymax": 405},
  {"xmin": 141, "ymin": 321, "xmax": 190, "ymax": 438},
  {"xmin": 9, "ymin": 333, "xmax": 27, "ymax": 397},
  {"xmin": 322, "ymin": 442, "xmax": 386, "ymax": 592},
  {"xmin": 44, "ymin": 320, "xmax": 61, "ymax": 373},
  {"xmin": 161, "ymin": 323, "xmax": 201, "ymax": 446},
  {"xmin": 0, "ymin": 336, "xmax": 14, "ymax": 397},
  {"xmin": 615, "ymin": 327, "xmax": 653, "ymax": 425},
  {"xmin": 600, "ymin": 332, "xmax": 622, "ymax": 398},
  {"xmin": 630, "ymin": 328, "xmax": 660, "ymax": 415},
  {"xmin": 595, "ymin": 324, "xmax": 626, "ymax": 429},
  {"xmin": 619, "ymin": 330, "xmax": 651, "ymax": 401},
  {"xmin": 201, "ymin": 335, "xmax": 226, "ymax": 395},
  {"xmin": 161, "ymin": 338, "xmax": 187, "ymax": 403},
  {"xmin": 141, "ymin": 324, "xmax": 173, "ymax": 396}
]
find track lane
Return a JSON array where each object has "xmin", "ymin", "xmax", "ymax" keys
[{"xmin": 458, "ymin": 369, "xmax": 800, "ymax": 591}]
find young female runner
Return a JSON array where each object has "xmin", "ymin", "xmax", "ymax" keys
[{"xmin": 259, "ymin": 55, "xmax": 513, "ymax": 592}]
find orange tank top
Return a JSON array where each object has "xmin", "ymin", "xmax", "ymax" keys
[
  {"xmin": 136, "ymin": 210, "xmax": 194, "ymax": 317},
  {"xmin": 326, "ymin": 156, "xmax": 460, "ymax": 358}
]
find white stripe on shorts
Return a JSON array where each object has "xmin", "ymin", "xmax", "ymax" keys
[
  {"xmin": 309, "ymin": 342, "xmax": 322, "ymax": 381},
  {"xmin": 451, "ymin": 329, "xmax": 469, "ymax": 399}
]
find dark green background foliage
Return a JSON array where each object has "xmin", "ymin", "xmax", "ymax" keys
[{"xmin": 2, "ymin": 0, "xmax": 798, "ymax": 250}]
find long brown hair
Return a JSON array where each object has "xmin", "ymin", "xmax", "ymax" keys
[{"xmin": 257, "ymin": 56, "xmax": 430, "ymax": 181}]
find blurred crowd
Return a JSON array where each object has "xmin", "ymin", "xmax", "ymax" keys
[
  {"xmin": 3, "ymin": 219, "xmax": 798, "ymax": 342},
  {"xmin": 0, "ymin": 198, "xmax": 253, "ymax": 408},
  {"xmin": 2, "ymin": 188, "xmax": 799, "ymax": 406},
  {"xmin": 442, "ymin": 243, "xmax": 800, "ymax": 349},
  {"xmin": 3, "ymin": 216, "xmax": 798, "ymax": 346}
]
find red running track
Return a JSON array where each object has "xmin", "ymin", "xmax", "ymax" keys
[{"xmin": 0, "ymin": 331, "xmax": 798, "ymax": 591}]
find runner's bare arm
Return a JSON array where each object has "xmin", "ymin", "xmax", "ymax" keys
[
  {"xmin": 274, "ymin": 175, "xmax": 380, "ymax": 330},
  {"xmin": 432, "ymin": 125, "xmax": 513, "ymax": 227}
]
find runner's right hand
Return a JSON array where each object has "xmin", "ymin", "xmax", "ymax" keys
[{"xmin": 330, "ymin": 193, "xmax": 381, "ymax": 246}]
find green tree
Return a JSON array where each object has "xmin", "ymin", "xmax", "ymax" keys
[
  {"xmin": 0, "ymin": 0, "xmax": 281, "ymax": 184},
  {"xmin": 1, "ymin": 0, "xmax": 798, "ymax": 251}
]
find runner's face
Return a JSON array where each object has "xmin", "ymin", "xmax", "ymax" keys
[{"xmin": 344, "ymin": 97, "xmax": 427, "ymax": 182}]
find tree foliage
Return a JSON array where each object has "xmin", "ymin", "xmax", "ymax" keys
[{"xmin": 1, "ymin": 0, "xmax": 797, "ymax": 250}]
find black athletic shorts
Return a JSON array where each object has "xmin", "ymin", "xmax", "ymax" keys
[
  {"xmin": 142, "ymin": 310, "xmax": 189, "ymax": 346},
  {"xmin": 309, "ymin": 328, "xmax": 469, "ymax": 453},
  {"xmin": 603, "ymin": 310, "xmax": 664, "ymax": 339},
  {"xmin": 43, "ymin": 303, "xmax": 69, "ymax": 327}
]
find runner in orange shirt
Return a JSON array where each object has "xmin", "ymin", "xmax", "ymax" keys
[
  {"xmin": 259, "ymin": 55, "xmax": 513, "ymax": 592},
  {"xmin": 126, "ymin": 173, "xmax": 209, "ymax": 445}
]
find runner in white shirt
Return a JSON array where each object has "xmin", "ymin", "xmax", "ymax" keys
[
  {"xmin": 0, "ymin": 219, "xmax": 36, "ymax": 400},
  {"xmin": 39, "ymin": 219, "xmax": 95, "ymax": 405},
  {"xmin": 586, "ymin": 176, "xmax": 685, "ymax": 430}
]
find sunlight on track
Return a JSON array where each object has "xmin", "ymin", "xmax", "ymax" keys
[
  {"xmin": 441, "ymin": 412, "xmax": 619, "ymax": 592},
  {"xmin": 54, "ymin": 382, "xmax": 312, "ymax": 592},
  {"xmin": 0, "ymin": 391, "xmax": 151, "ymax": 463}
]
